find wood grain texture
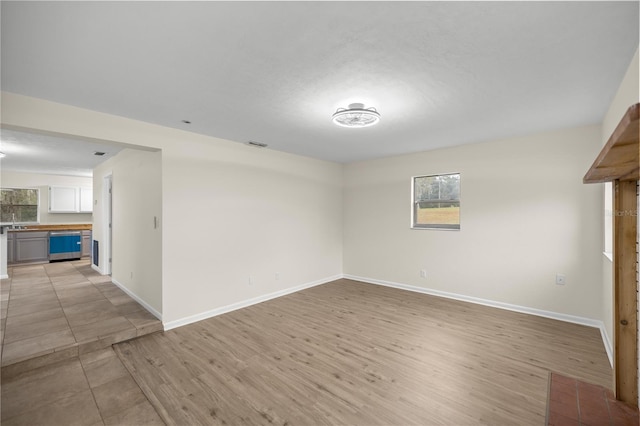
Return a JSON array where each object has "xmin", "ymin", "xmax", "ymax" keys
[
  {"xmin": 583, "ymin": 103, "xmax": 639, "ymax": 184},
  {"xmin": 613, "ymin": 179, "xmax": 639, "ymax": 407},
  {"xmin": 115, "ymin": 279, "xmax": 612, "ymax": 425}
]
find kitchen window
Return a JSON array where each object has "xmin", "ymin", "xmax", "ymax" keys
[
  {"xmin": 0, "ymin": 188, "xmax": 39, "ymax": 224},
  {"xmin": 412, "ymin": 173, "xmax": 460, "ymax": 230}
]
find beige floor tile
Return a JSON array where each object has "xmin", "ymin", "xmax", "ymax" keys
[
  {"xmin": 100, "ymin": 287, "xmax": 127, "ymax": 299},
  {"xmin": 1, "ymin": 389, "xmax": 102, "ymax": 426},
  {"xmin": 50, "ymin": 276, "xmax": 89, "ymax": 286},
  {"xmin": 1, "ymin": 358, "xmax": 91, "ymax": 419},
  {"xmin": 103, "ymin": 400, "xmax": 165, "ymax": 425},
  {"xmin": 78, "ymin": 328, "xmax": 138, "ymax": 354},
  {"xmin": 5, "ymin": 307, "xmax": 65, "ymax": 328},
  {"xmin": 92, "ymin": 375, "xmax": 148, "ymax": 419},
  {"xmin": 1, "ymin": 345, "xmax": 79, "ymax": 380},
  {"xmin": 88, "ymin": 275, "xmax": 113, "ymax": 284},
  {"xmin": 10, "ymin": 276, "xmax": 50, "ymax": 286},
  {"xmin": 108, "ymin": 294, "xmax": 136, "ymax": 306},
  {"xmin": 7, "ymin": 299, "xmax": 62, "ymax": 317},
  {"xmin": 79, "ymin": 347, "xmax": 117, "ymax": 366},
  {"xmin": 71, "ymin": 316, "xmax": 135, "ymax": 344},
  {"xmin": 82, "ymin": 351, "xmax": 131, "ymax": 388},
  {"xmin": 116, "ymin": 300, "xmax": 145, "ymax": 315},
  {"xmin": 57, "ymin": 287, "xmax": 106, "ymax": 307},
  {"xmin": 43, "ymin": 263, "xmax": 79, "ymax": 276},
  {"xmin": 51, "ymin": 280, "xmax": 95, "ymax": 291},
  {"xmin": 8, "ymin": 290, "xmax": 58, "ymax": 306},
  {"xmin": 3, "ymin": 315, "xmax": 70, "ymax": 344},
  {"xmin": 126, "ymin": 309, "xmax": 161, "ymax": 329},
  {"xmin": 64, "ymin": 299, "xmax": 121, "ymax": 328},
  {"xmin": 1, "ymin": 329, "xmax": 77, "ymax": 365},
  {"xmin": 10, "ymin": 282, "xmax": 53, "ymax": 299}
]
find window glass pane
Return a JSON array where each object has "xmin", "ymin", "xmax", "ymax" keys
[
  {"xmin": 0, "ymin": 188, "xmax": 39, "ymax": 223},
  {"xmin": 413, "ymin": 173, "xmax": 460, "ymax": 229}
]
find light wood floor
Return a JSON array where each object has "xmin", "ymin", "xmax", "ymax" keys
[{"xmin": 116, "ymin": 279, "xmax": 612, "ymax": 425}]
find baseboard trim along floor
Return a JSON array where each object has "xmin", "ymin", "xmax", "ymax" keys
[
  {"xmin": 162, "ymin": 274, "xmax": 343, "ymax": 331},
  {"xmin": 344, "ymin": 274, "xmax": 613, "ymax": 367}
]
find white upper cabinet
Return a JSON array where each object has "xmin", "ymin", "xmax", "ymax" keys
[
  {"xmin": 49, "ymin": 186, "xmax": 93, "ymax": 213},
  {"xmin": 80, "ymin": 187, "xmax": 93, "ymax": 213}
]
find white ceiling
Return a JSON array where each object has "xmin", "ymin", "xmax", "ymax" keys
[
  {"xmin": 0, "ymin": 128, "xmax": 126, "ymax": 177},
  {"xmin": 1, "ymin": 1, "xmax": 638, "ymax": 165}
]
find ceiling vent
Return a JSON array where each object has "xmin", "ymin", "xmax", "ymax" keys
[
  {"xmin": 93, "ymin": 151, "xmax": 106, "ymax": 156},
  {"xmin": 246, "ymin": 141, "xmax": 268, "ymax": 148}
]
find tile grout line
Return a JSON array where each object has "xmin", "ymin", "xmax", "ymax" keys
[
  {"xmin": 44, "ymin": 263, "xmax": 79, "ymax": 347},
  {"xmin": 78, "ymin": 352, "xmax": 108, "ymax": 425}
]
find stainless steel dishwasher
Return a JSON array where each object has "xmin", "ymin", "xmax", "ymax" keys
[{"xmin": 49, "ymin": 231, "xmax": 82, "ymax": 261}]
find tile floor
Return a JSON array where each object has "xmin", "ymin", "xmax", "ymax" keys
[
  {"xmin": 1, "ymin": 259, "xmax": 162, "ymax": 369},
  {"xmin": 547, "ymin": 373, "xmax": 639, "ymax": 426},
  {"xmin": 1, "ymin": 259, "xmax": 165, "ymax": 425},
  {"xmin": 2, "ymin": 347, "xmax": 164, "ymax": 425}
]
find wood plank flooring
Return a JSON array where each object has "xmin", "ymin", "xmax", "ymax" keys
[{"xmin": 116, "ymin": 279, "xmax": 612, "ymax": 425}]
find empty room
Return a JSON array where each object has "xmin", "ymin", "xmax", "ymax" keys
[{"xmin": 0, "ymin": 1, "xmax": 639, "ymax": 425}]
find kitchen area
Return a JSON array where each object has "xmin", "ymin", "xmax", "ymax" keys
[{"xmin": 1, "ymin": 183, "xmax": 94, "ymax": 277}]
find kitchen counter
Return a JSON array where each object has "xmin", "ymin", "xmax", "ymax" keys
[
  {"xmin": 5, "ymin": 225, "xmax": 93, "ymax": 264},
  {"xmin": 7, "ymin": 224, "xmax": 92, "ymax": 232}
]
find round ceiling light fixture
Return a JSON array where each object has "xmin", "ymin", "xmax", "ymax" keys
[{"xmin": 332, "ymin": 103, "xmax": 380, "ymax": 128}]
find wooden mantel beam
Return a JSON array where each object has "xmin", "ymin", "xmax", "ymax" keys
[{"xmin": 584, "ymin": 103, "xmax": 639, "ymax": 184}]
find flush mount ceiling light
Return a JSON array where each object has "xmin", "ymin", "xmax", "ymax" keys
[{"xmin": 332, "ymin": 103, "xmax": 380, "ymax": 128}]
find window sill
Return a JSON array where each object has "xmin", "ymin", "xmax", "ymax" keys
[{"xmin": 603, "ymin": 252, "xmax": 613, "ymax": 262}]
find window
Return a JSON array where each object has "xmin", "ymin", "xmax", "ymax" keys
[
  {"xmin": 412, "ymin": 173, "xmax": 460, "ymax": 230},
  {"xmin": 0, "ymin": 188, "xmax": 39, "ymax": 223}
]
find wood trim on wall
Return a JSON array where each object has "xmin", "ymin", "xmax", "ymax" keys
[{"xmin": 613, "ymin": 179, "xmax": 638, "ymax": 406}]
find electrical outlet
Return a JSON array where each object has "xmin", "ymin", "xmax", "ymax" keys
[
  {"xmin": 275, "ymin": 272, "xmax": 280, "ymax": 281},
  {"xmin": 420, "ymin": 269, "xmax": 427, "ymax": 279},
  {"xmin": 248, "ymin": 276, "xmax": 253, "ymax": 285},
  {"xmin": 556, "ymin": 274, "xmax": 566, "ymax": 285},
  {"xmin": 130, "ymin": 272, "xmax": 133, "ymax": 279}
]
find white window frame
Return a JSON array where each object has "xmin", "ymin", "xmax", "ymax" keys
[{"xmin": 411, "ymin": 173, "xmax": 460, "ymax": 230}]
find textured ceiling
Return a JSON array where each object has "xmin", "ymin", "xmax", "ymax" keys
[
  {"xmin": 1, "ymin": 1, "xmax": 638, "ymax": 166},
  {"xmin": 0, "ymin": 129, "xmax": 126, "ymax": 177}
]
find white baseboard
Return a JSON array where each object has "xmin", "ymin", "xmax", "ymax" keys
[
  {"xmin": 163, "ymin": 274, "xmax": 342, "ymax": 331},
  {"xmin": 91, "ymin": 264, "xmax": 102, "ymax": 274},
  {"xmin": 599, "ymin": 326, "xmax": 613, "ymax": 367},
  {"xmin": 344, "ymin": 274, "xmax": 613, "ymax": 367},
  {"xmin": 0, "ymin": 274, "xmax": 8, "ymax": 279},
  {"xmin": 111, "ymin": 278, "xmax": 163, "ymax": 322}
]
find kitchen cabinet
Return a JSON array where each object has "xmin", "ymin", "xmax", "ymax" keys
[
  {"xmin": 49, "ymin": 186, "xmax": 93, "ymax": 213},
  {"xmin": 80, "ymin": 188, "xmax": 93, "ymax": 213},
  {"xmin": 81, "ymin": 230, "xmax": 92, "ymax": 257},
  {"xmin": 14, "ymin": 231, "xmax": 49, "ymax": 263},
  {"xmin": 7, "ymin": 232, "xmax": 15, "ymax": 263},
  {"xmin": 49, "ymin": 186, "xmax": 79, "ymax": 213}
]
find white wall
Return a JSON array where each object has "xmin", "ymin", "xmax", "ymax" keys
[
  {"xmin": 600, "ymin": 48, "xmax": 639, "ymax": 363},
  {"xmin": 162, "ymin": 146, "xmax": 343, "ymax": 324},
  {"xmin": 344, "ymin": 125, "xmax": 603, "ymax": 320},
  {"xmin": 0, "ymin": 92, "xmax": 344, "ymax": 326},
  {"xmin": 0, "ymin": 170, "xmax": 92, "ymax": 224},
  {"xmin": 93, "ymin": 148, "xmax": 163, "ymax": 315}
]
